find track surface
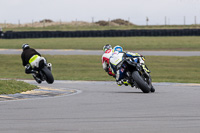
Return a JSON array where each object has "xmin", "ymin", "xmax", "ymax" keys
[
  {"xmin": 1, "ymin": 80, "xmax": 200, "ymax": 133},
  {"xmin": 1, "ymin": 49, "xmax": 200, "ymax": 56},
  {"xmin": 1, "ymin": 49, "xmax": 200, "ymax": 132}
]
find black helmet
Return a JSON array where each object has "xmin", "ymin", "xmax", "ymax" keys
[{"xmin": 22, "ymin": 43, "xmax": 30, "ymax": 50}]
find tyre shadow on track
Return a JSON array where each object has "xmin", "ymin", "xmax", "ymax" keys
[
  {"xmin": 114, "ymin": 91, "xmax": 156, "ymax": 94},
  {"xmin": 113, "ymin": 91, "xmax": 143, "ymax": 94}
]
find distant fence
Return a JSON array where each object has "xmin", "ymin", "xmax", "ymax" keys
[{"xmin": 1, "ymin": 29, "xmax": 200, "ymax": 39}]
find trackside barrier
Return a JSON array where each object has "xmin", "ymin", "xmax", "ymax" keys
[{"xmin": 2, "ymin": 29, "xmax": 200, "ymax": 39}]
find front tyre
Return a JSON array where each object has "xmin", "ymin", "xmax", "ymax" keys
[
  {"xmin": 41, "ymin": 66, "xmax": 54, "ymax": 84},
  {"xmin": 132, "ymin": 71, "xmax": 151, "ymax": 93},
  {"xmin": 151, "ymin": 86, "xmax": 155, "ymax": 93}
]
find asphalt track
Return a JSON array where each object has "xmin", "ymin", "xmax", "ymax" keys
[
  {"xmin": 1, "ymin": 49, "xmax": 200, "ymax": 56},
  {"xmin": 1, "ymin": 80, "xmax": 200, "ymax": 133},
  {"xmin": 1, "ymin": 49, "xmax": 200, "ymax": 133}
]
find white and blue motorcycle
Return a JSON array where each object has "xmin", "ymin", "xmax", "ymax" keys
[{"xmin": 110, "ymin": 52, "xmax": 155, "ymax": 93}]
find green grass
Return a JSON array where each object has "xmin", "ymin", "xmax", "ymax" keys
[
  {"xmin": 1, "ymin": 37, "xmax": 200, "ymax": 51},
  {"xmin": 146, "ymin": 56, "xmax": 200, "ymax": 83},
  {"xmin": 0, "ymin": 80, "xmax": 38, "ymax": 94},
  {"xmin": 0, "ymin": 54, "xmax": 199, "ymax": 83}
]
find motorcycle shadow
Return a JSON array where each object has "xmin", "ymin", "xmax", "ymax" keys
[{"xmin": 114, "ymin": 91, "xmax": 143, "ymax": 94}]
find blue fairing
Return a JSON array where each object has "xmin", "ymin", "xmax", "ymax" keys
[
  {"xmin": 134, "ymin": 58, "xmax": 138, "ymax": 63},
  {"xmin": 126, "ymin": 53, "xmax": 134, "ymax": 57},
  {"xmin": 126, "ymin": 53, "xmax": 139, "ymax": 63}
]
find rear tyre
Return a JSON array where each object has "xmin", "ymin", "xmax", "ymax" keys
[
  {"xmin": 41, "ymin": 66, "xmax": 54, "ymax": 84},
  {"xmin": 132, "ymin": 71, "xmax": 151, "ymax": 93}
]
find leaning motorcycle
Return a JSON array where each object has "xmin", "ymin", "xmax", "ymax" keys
[
  {"xmin": 115, "ymin": 57, "xmax": 155, "ymax": 93},
  {"xmin": 32, "ymin": 59, "xmax": 54, "ymax": 84}
]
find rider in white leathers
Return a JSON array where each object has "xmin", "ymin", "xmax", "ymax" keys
[
  {"xmin": 102, "ymin": 44, "xmax": 115, "ymax": 77},
  {"xmin": 109, "ymin": 45, "xmax": 148, "ymax": 86}
]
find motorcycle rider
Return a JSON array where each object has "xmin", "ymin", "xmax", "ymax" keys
[
  {"xmin": 102, "ymin": 44, "xmax": 115, "ymax": 77},
  {"xmin": 21, "ymin": 43, "xmax": 52, "ymax": 83},
  {"xmin": 109, "ymin": 45, "xmax": 149, "ymax": 86}
]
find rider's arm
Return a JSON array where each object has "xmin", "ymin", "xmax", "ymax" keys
[{"xmin": 21, "ymin": 52, "xmax": 27, "ymax": 66}]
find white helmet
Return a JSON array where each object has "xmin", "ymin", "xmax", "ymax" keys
[{"xmin": 113, "ymin": 45, "xmax": 123, "ymax": 52}]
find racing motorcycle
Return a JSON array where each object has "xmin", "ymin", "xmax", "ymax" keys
[
  {"xmin": 31, "ymin": 59, "xmax": 54, "ymax": 84},
  {"xmin": 115, "ymin": 57, "xmax": 155, "ymax": 93}
]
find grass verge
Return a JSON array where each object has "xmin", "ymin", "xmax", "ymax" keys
[
  {"xmin": 0, "ymin": 80, "xmax": 38, "ymax": 94},
  {"xmin": 0, "ymin": 37, "xmax": 200, "ymax": 51},
  {"xmin": 0, "ymin": 54, "xmax": 199, "ymax": 83}
]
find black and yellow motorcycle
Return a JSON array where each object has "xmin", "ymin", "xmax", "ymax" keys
[{"xmin": 115, "ymin": 57, "xmax": 155, "ymax": 93}]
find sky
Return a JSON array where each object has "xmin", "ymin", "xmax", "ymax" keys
[{"xmin": 1, "ymin": 0, "xmax": 200, "ymax": 25}]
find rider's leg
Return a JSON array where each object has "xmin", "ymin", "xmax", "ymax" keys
[
  {"xmin": 25, "ymin": 64, "xmax": 35, "ymax": 74},
  {"xmin": 32, "ymin": 73, "xmax": 42, "ymax": 84},
  {"xmin": 116, "ymin": 70, "xmax": 124, "ymax": 86}
]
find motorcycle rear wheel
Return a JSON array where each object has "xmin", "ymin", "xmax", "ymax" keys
[{"xmin": 41, "ymin": 66, "xmax": 54, "ymax": 84}]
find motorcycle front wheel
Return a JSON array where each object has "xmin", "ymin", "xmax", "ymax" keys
[{"xmin": 132, "ymin": 71, "xmax": 151, "ymax": 93}]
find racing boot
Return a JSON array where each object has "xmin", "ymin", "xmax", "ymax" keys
[
  {"xmin": 122, "ymin": 79, "xmax": 130, "ymax": 86},
  {"xmin": 117, "ymin": 80, "xmax": 123, "ymax": 86},
  {"xmin": 117, "ymin": 79, "xmax": 131, "ymax": 86}
]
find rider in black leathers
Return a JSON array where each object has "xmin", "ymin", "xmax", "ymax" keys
[
  {"xmin": 21, "ymin": 44, "xmax": 41, "ymax": 74},
  {"xmin": 21, "ymin": 43, "xmax": 52, "ymax": 83}
]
